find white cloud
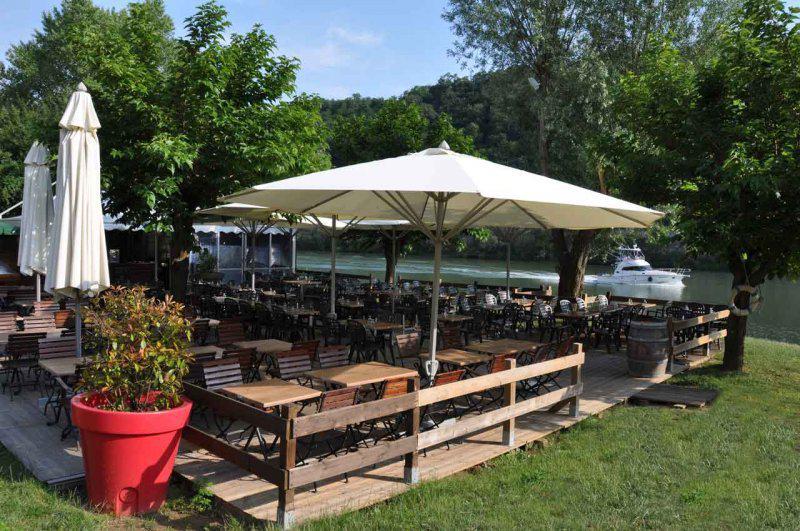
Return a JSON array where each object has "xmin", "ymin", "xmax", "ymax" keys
[
  {"xmin": 327, "ymin": 26, "xmax": 383, "ymax": 46},
  {"xmin": 297, "ymin": 42, "xmax": 352, "ymax": 71}
]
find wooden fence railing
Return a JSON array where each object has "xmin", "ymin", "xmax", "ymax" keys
[
  {"xmin": 182, "ymin": 344, "xmax": 584, "ymax": 527},
  {"xmin": 666, "ymin": 309, "xmax": 730, "ymax": 370}
]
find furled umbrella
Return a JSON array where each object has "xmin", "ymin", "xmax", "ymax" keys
[
  {"xmin": 45, "ymin": 82, "xmax": 110, "ymax": 356},
  {"xmin": 225, "ymin": 142, "xmax": 663, "ymax": 378},
  {"xmin": 17, "ymin": 141, "xmax": 53, "ymax": 302}
]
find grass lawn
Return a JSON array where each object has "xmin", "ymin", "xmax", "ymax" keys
[{"xmin": 1, "ymin": 337, "xmax": 799, "ymax": 529}]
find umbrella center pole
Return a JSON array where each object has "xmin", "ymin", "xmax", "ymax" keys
[
  {"xmin": 330, "ymin": 216, "xmax": 337, "ymax": 317},
  {"xmin": 75, "ymin": 298, "xmax": 82, "ymax": 357},
  {"xmin": 35, "ymin": 273, "xmax": 41, "ymax": 303}
]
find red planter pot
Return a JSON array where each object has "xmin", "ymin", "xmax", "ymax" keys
[{"xmin": 71, "ymin": 394, "xmax": 193, "ymax": 516}]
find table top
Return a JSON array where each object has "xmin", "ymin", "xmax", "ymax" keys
[
  {"xmin": 283, "ymin": 279, "xmax": 321, "ymax": 286},
  {"xmin": 188, "ymin": 345, "xmax": 224, "ymax": 358},
  {"xmin": 355, "ymin": 320, "xmax": 404, "ymax": 332},
  {"xmin": 38, "ymin": 356, "xmax": 92, "ymax": 378},
  {"xmin": 425, "ymin": 348, "xmax": 490, "ymax": 367},
  {"xmin": 306, "ymin": 361, "xmax": 417, "ymax": 388},
  {"xmin": 615, "ymin": 301, "xmax": 658, "ymax": 309},
  {"xmin": 512, "ymin": 299, "xmax": 536, "ymax": 308},
  {"xmin": 337, "ymin": 300, "xmax": 364, "ymax": 308},
  {"xmin": 221, "ymin": 379, "xmax": 321, "ymax": 410},
  {"xmin": 438, "ymin": 315, "xmax": 473, "ymax": 323},
  {"xmin": 466, "ymin": 339, "xmax": 544, "ymax": 356},
  {"xmin": 556, "ymin": 310, "xmax": 602, "ymax": 318},
  {"xmin": 233, "ymin": 339, "xmax": 292, "ymax": 354}
]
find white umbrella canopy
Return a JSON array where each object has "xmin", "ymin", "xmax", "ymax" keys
[
  {"xmin": 225, "ymin": 143, "xmax": 663, "ymax": 378},
  {"xmin": 45, "ymin": 82, "xmax": 110, "ymax": 355},
  {"xmin": 17, "ymin": 141, "xmax": 53, "ymax": 301}
]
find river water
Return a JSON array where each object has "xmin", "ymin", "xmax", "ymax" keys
[{"xmin": 297, "ymin": 250, "xmax": 799, "ymax": 344}]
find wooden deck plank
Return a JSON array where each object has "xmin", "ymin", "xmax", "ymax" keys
[{"xmin": 632, "ymin": 383, "xmax": 719, "ymax": 408}]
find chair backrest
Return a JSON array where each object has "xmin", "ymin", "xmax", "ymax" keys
[
  {"xmin": 558, "ymin": 299, "xmax": 572, "ymax": 313},
  {"xmin": 318, "ymin": 345, "xmax": 350, "ymax": 369},
  {"xmin": 291, "ymin": 340, "xmax": 319, "ymax": 360},
  {"xmin": 393, "ymin": 331, "xmax": 421, "ymax": 359},
  {"xmin": 6, "ymin": 332, "xmax": 47, "ymax": 359},
  {"xmin": 438, "ymin": 321, "xmax": 463, "ymax": 349},
  {"xmin": 192, "ymin": 319, "xmax": 211, "ymax": 345},
  {"xmin": 433, "ymin": 369, "xmax": 465, "ymax": 386},
  {"xmin": 53, "ymin": 309, "xmax": 74, "ymax": 329},
  {"xmin": 596, "ymin": 294, "xmax": 609, "ymax": 309},
  {"xmin": 380, "ymin": 377, "xmax": 408, "ymax": 399},
  {"xmin": 187, "ymin": 351, "xmax": 220, "ymax": 384},
  {"xmin": 216, "ymin": 319, "xmax": 246, "ymax": 345},
  {"xmin": 201, "ymin": 358, "xmax": 243, "ymax": 390},
  {"xmin": 23, "ymin": 314, "xmax": 55, "ymax": 331},
  {"xmin": 223, "ymin": 347, "xmax": 257, "ymax": 382},
  {"xmin": 318, "ymin": 386, "xmax": 358, "ymax": 412},
  {"xmin": 575, "ymin": 298, "xmax": 586, "ymax": 311},
  {"xmin": 38, "ymin": 337, "xmax": 77, "ymax": 359},
  {"xmin": 34, "ymin": 300, "xmax": 61, "ymax": 314},
  {"xmin": 484, "ymin": 293, "xmax": 497, "ymax": 306},
  {"xmin": 497, "ymin": 290, "xmax": 509, "ymax": 302},
  {"xmin": 0, "ymin": 311, "xmax": 18, "ymax": 333},
  {"xmin": 555, "ymin": 337, "xmax": 576, "ymax": 358},
  {"xmin": 488, "ymin": 353, "xmax": 515, "ymax": 374},
  {"xmin": 275, "ymin": 349, "xmax": 313, "ymax": 380}
]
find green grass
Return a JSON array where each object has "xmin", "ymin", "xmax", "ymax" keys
[{"xmin": 1, "ymin": 338, "xmax": 799, "ymax": 529}]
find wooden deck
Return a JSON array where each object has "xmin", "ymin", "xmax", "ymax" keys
[
  {"xmin": 173, "ymin": 349, "xmax": 711, "ymax": 525},
  {"xmin": 0, "ymin": 347, "xmax": 711, "ymax": 517}
]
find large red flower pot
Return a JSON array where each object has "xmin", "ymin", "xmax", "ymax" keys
[{"xmin": 71, "ymin": 394, "xmax": 193, "ymax": 516}]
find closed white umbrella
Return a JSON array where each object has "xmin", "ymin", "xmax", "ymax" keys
[
  {"xmin": 45, "ymin": 82, "xmax": 110, "ymax": 356},
  {"xmin": 17, "ymin": 141, "xmax": 53, "ymax": 302},
  {"xmin": 225, "ymin": 143, "xmax": 662, "ymax": 378}
]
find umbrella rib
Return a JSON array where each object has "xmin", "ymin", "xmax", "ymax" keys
[
  {"xmin": 442, "ymin": 197, "xmax": 497, "ymax": 241},
  {"xmin": 338, "ymin": 217, "xmax": 364, "ymax": 238},
  {"xmin": 510, "ymin": 201, "xmax": 550, "ymax": 230},
  {"xmin": 376, "ymin": 192, "xmax": 435, "ymax": 240},
  {"xmin": 599, "ymin": 208, "xmax": 650, "ymax": 228},
  {"xmin": 396, "ymin": 191, "xmax": 427, "ymax": 228},
  {"xmin": 309, "ymin": 214, "xmax": 333, "ymax": 237},
  {"xmin": 301, "ymin": 191, "xmax": 351, "ymax": 216}
]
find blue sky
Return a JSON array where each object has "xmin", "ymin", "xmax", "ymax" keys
[{"xmin": 0, "ymin": 0, "xmax": 468, "ymax": 99}]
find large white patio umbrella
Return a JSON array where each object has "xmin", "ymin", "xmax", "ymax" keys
[
  {"xmin": 45, "ymin": 82, "xmax": 110, "ymax": 356},
  {"xmin": 197, "ymin": 203, "xmax": 409, "ymax": 315},
  {"xmin": 17, "ymin": 141, "xmax": 53, "ymax": 302},
  {"xmin": 224, "ymin": 143, "xmax": 663, "ymax": 376}
]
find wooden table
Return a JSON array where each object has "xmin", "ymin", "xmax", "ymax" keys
[
  {"xmin": 555, "ymin": 310, "xmax": 602, "ymax": 320},
  {"xmin": 188, "ymin": 345, "xmax": 224, "ymax": 359},
  {"xmin": 279, "ymin": 306, "xmax": 319, "ymax": 318},
  {"xmin": 233, "ymin": 339, "xmax": 292, "ymax": 355},
  {"xmin": 337, "ymin": 300, "xmax": 364, "ymax": 309},
  {"xmin": 512, "ymin": 299, "xmax": 536, "ymax": 309},
  {"xmin": 615, "ymin": 301, "xmax": 658, "ymax": 310},
  {"xmin": 306, "ymin": 361, "xmax": 417, "ymax": 388},
  {"xmin": 466, "ymin": 338, "xmax": 544, "ymax": 356},
  {"xmin": 38, "ymin": 356, "xmax": 92, "ymax": 378},
  {"xmin": 221, "ymin": 379, "xmax": 321, "ymax": 410},
  {"xmin": 438, "ymin": 315, "xmax": 473, "ymax": 324},
  {"xmin": 424, "ymin": 348, "xmax": 490, "ymax": 377},
  {"xmin": 355, "ymin": 320, "xmax": 404, "ymax": 333}
]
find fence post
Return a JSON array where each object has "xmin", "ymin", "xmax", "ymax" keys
[
  {"xmin": 277, "ymin": 404, "xmax": 299, "ymax": 528},
  {"xmin": 502, "ymin": 358, "xmax": 516, "ymax": 446},
  {"xmin": 404, "ymin": 375, "xmax": 420, "ymax": 484},
  {"xmin": 569, "ymin": 343, "xmax": 582, "ymax": 418},
  {"xmin": 666, "ymin": 317, "xmax": 675, "ymax": 372}
]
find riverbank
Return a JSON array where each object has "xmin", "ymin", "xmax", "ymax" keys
[{"xmin": 1, "ymin": 338, "xmax": 797, "ymax": 529}]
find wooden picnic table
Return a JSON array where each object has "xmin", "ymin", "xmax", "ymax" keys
[
  {"xmin": 188, "ymin": 345, "xmax": 224, "ymax": 358},
  {"xmin": 425, "ymin": 348, "xmax": 489, "ymax": 367},
  {"xmin": 438, "ymin": 314, "xmax": 473, "ymax": 324},
  {"xmin": 38, "ymin": 356, "xmax": 93, "ymax": 378},
  {"xmin": 355, "ymin": 320, "xmax": 404, "ymax": 333},
  {"xmin": 221, "ymin": 379, "xmax": 321, "ymax": 410},
  {"xmin": 306, "ymin": 361, "xmax": 417, "ymax": 388},
  {"xmin": 466, "ymin": 338, "xmax": 544, "ymax": 356},
  {"xmin": 232, "ymin": 339, "xmax": 292, "ymax": 355}
]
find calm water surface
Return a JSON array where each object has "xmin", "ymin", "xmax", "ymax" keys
[{"xmin": 297, "ymin": 250, "xmax": 800, "ymax": 344}]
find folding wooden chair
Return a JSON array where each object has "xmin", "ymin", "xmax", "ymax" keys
[
  {"xmin": 200, "ymin": 358, "xmax": 243, "ymax": 440},
  {"xmin": 222, "ymin": 347, "xmax": 259, "ymax": 383},
  {"xmin": 317, "ymin": 344, "xmax": 350, "ymax": 369},
  {"xmin": 272, "ymin": 349, "xmax": 313, "ymax": 385},
  {"xmin": 0, "ymin": 311, "xmax": 19, "ymax": 333},
  {"xmin": 420, "ymin": 369, "xmax": 465, "ymax": 455},
  {"xmin": 1, "ymin": 332, "xmax": 46, "ymax": 397},
  {"xmin": 215, "ymin": 318, "xmax": 246, "ymax": 347}
]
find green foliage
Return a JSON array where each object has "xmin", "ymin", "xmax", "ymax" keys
[
  {"xmin": 79, "ymin": 286, "xmax": 192, "ymax": 412},
  {"xmin": 604, "ymin": 0, "xmax": 800, "ymax": 285},
  {"xmin": 195, "ymin": 248, "xmax": 217, "ymax": 274}
]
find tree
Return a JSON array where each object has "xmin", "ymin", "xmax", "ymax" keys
[
  {"xmin": 443, "ymin": 0, "xmax": 736, "ymax": 297},
  {"xmin": 328, "ymin": 99, "xmax": 477, "ymax": 281},
  {"xmin": 603, "ymin": 0, "xmax": 800, "ymax": 370},
  {"xmin": 1, "ymin": 0, "xmax": 330, "ymax": 299}
]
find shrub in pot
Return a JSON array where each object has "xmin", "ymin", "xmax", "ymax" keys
[{"xmin": 72, "ymin": 286, "xmax": 193, "ymax": 516}]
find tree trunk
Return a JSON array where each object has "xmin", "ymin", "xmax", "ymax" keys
[
  {"xmin": 169, "ymin": 213, "xmax": 194, "ymax": 302},
  {"xmin": 383, "ymin": 237, "xmax": 396, "ymax": 284},
  {"xmin": 551, "ymin": 229, "xmax": 596, "ymax": 298},
  {"xmin": 723, "ymin": 262, "xmax": 752, "ymax": 371}
]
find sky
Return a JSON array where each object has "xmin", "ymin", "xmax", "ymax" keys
[{"xmin": 0, "ymin": 0, "xmax": 469, "ymax": 99}]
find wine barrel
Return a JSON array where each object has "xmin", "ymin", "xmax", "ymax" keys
[{"xmin": 627, "ymin": 318, "xmax": 670, "ymax": 377}]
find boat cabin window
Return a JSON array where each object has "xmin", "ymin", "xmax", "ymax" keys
[{"xmin": 621, "ymin": 266, "xmax": 648, "ymax": 272}]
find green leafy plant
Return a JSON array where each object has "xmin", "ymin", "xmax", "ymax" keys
[
  {"xmin": 195, "ymin": 248, "xmax": 217, "ymax": 275},
  {"xmin": 78, "ymin": 286, "xmax": 192, "ymax": 412}
]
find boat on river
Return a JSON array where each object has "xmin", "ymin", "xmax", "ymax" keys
[{"xmin": 594, "ymin": 245, "xmax": 690, "ymax": 286}]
